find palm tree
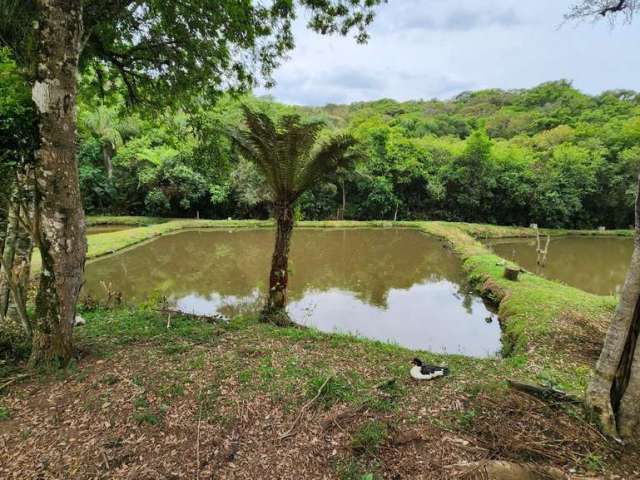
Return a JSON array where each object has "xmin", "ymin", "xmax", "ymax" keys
[
  {"xmin": 231, "ymin": 106, "xmax": 357, "ymax": 325},
  {"xmin": 79, "ymin": 106, "xmax": 139, "ymax": 179}
]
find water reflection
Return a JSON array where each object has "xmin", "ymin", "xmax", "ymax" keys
[
  {"xmin": 486, "ymin": 236, "xmax": 633, "ymax": 296},
  {"xmin": 84, "ymin": 229, "xmax": 502, "ymax": 357}
]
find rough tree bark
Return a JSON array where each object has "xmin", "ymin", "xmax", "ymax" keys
[
  {"xmin": 7, "ymin": 169, "xmax": 35, "ymax": 332},
  {"xmin": 29, "ymin": 0, "xmax": 86, "ymax": 366},
  {"xmin": 263, "ymin": 202, "xmax": 294, "ymax": 326},
  {"xmin": 586, "ymin": 172, "xmax": 640, "ymax": 441},
  {"xmin": 0, "ymin": 192, "xmax": 19, "ymax": 320},
  {"xmin": 0, "ymin": 198, "xmax": 8, "ymax": 258}
]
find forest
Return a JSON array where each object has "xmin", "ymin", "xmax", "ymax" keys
[
  {"xmin": 6, "ymin": 49, "xmax": 638, "ymax": 229},
  {"xmin": 79, "ymin": 81, "xmax": 640, "ymax": 229}
]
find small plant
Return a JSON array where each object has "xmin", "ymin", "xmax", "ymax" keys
[
  {"xmin": 363, "ymin": 379, "xmax": 402, "ymax": 412},
  {"xmin": 238, "ymin": 369, "xmax": 253, "ymax": 384},
  {"xmin": 100, "ymin": 374, "xmax": 120, "ymax": 385},
  {"xmin": 335, "ymin": 458, "xmax": 380, "ymax": 480},
  {"xmin": 457, "ymin": 408, "xmax": 477, "ymax": 428},
  {"xmin": 133, "ymin": 396, "xmax": 160, "ymax": 426},
  {"xmin": 0, "ymin": 405, "xmax": 9, "ymax": 421},
  {"xmin": 197, "ymin": 382, "xmax": 220, "ymax": 421},
  {"xmin": 581, "ymin": 453, "xmax": 604, "ymax": 473},
  {"xmin": 307, "ymin": 375, "xmax": 353, "ymax": 408},
  {"xmin": 159, "ymin": 382, "xmax": 185, "ymax": 399},
  {"xmin": 350, "ymin": 420, "xmax": 388, "ymax": 456}
]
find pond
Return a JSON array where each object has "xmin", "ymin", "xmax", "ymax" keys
[
  {"xmin": 83, "ymin": 229, "xmax": 501, "ymax": 357},
  {"xmin": 87, "ymin": 225, "xmax": 134, "ymax": 235},
  {"xmin": 486, "ymin": 236, "xmax": 633, "ymax": 296}
]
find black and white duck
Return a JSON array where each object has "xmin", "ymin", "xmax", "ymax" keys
[{"xmin": 410, "ymin": 358, "xmax": 449, "ymax": 380}]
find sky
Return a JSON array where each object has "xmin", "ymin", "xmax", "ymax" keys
[{"xmin": 255, "ymin": 0, "xmax": 640, "ymax": 106}]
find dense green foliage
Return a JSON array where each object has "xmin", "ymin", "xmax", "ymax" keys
[
  {"xmin": 2, "ymin": 43, "xmax": 639, "ymax": 228},
  {"xmin": 0, "ymin": 48, "xmax": 36, "ymax": 207},
  {"xmin": 73, "ymin": 80, "xmax": 640, "ymax": 228}
]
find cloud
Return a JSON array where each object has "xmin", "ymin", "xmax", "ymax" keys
[
  {"xmin": 264, "ymin": 67, "xmax": 474, "ymax": 105},
  {"xmin": 399, "ymin": 7, "xmax": 522, "ymax": 32},
  {"xmin": 265, "ymin": 66, "xmax": 387, "ymax": 105},
  {"xmin": 256, "ymin": 0, "xmax": 640, "ymax": 106}
]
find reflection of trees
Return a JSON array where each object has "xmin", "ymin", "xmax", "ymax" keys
[{"xmin": 84, "ymin": 229, "xmax": 467, "ymax": 307}]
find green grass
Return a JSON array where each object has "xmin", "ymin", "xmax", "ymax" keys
[
  {"xmin": 0, "ymin": 404, "xmax": 9, "ymax": 421},
  {"xmin": 76, "ymin": 306, "xmax": 225, "ymax": 350},
  {"xmin": 350, "ymin": 420, "xmax": 389, "ymax": 456},
  {"xmin": 86, "ymin": 216, "xmax": 168, "ymax": 227}
]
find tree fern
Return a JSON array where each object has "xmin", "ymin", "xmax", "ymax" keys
[{"xmin": 229, "ymin": 105, "xmax": 357, "ymax": 325}]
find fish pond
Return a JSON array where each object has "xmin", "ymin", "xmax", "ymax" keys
[
  {"xmin": 84, "ymin": 229, "xmax": 501, "ymax": 357},
  {"xmin": 486, "ymin": 236, "xmax": 633, "ymax": 296}
]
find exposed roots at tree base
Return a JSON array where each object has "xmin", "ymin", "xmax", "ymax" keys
[{"xmin": 259, "ymin": 306, "xmax": 293, "ymax": 327}]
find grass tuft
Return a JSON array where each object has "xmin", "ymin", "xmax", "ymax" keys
[{"xmin": 351, "ymin": 420, "xmax": 389, "ymax": 456}]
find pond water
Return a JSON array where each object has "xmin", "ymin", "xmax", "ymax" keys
[
  {"xmin": 486, "ymin": 236, "xmax": 633, "ymax": 296},
  {"xmin": 83, "ymin": 229, "xmax": 501, "ymax": 357},
  {"xmin": 87, "ymin": 225, "xmax": 133, "ymax": 235}
]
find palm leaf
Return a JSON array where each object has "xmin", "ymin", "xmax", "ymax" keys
[
  {"xmin": 229, "ymin": 105, "xmax": 356, "ymax": 205},
  {"xmin": 295, "ymin": 134, "xmax": 358, "ymax": 199}
]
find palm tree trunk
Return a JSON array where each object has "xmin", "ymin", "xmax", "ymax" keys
[
  {"xmin": 102, "ymin": 143, "xmax": 114, "ymax": 179},
  {"xmin": 263, "ymin": 202, "xmax": 294, "ymax": 326},
  {"xmin": 586, "ymin": 172, "xmax": 640, "ymax": 441},
  {"xmin": 341, "ymin": 179, "xmax": 346, "ymax": 220},
  {"xmin": 29, "ymin": 0, "xmax": 86, "ymax": 367}
]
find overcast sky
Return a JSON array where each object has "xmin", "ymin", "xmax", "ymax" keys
[{"xmin": 255, "ymin": 0, "xmax": 639, "ymax": 105}]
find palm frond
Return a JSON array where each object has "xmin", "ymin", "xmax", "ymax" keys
[
  {"xmin": 229, "ymin": 105, "xmax": 356, "ymax": 204},
  {"xmin": 295, "ymin": 134, "xmax": 357, "ymax": 199}
]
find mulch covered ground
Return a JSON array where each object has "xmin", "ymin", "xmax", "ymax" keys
[{"xmin": 1, "ymin": 318, "xmax": 639, "ymax": 480}]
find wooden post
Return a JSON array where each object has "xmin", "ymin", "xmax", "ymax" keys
[{"xmin": 504, "ymin": 266, "xmax": 520, "ymax": 281}]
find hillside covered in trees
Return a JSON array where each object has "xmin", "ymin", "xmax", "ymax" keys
[
  {"xmin": 72, "ymin": 79, "xmax": 640, "ymax": 229},
  {"xmin": 4, "ymin": 48, "xmax": 640, "ymax": 229}
]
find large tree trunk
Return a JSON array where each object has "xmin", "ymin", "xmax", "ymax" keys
[
  {"xmin": 262, "ymin": 202, "xmax": 294, "ymax": 326},
  {"xmin": 29, "ymin": 0, "xmax": 86, "ymax": 367},
  {"xmin": 586, "ymin": 172, "xmax": 640, "ymax": 441}
]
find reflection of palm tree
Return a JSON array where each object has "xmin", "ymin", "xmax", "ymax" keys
[
  {"xmin": 83, "ymin": 229, "xmax": 469, "ymax": 310},
  {"xmin": 230, "ymin": 106, "xmax": 357, "ymax": 325}
]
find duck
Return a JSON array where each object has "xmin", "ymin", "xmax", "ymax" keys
[{"xmin": 410, "ymin": 358, "xmax": 449, "ymax": 380}]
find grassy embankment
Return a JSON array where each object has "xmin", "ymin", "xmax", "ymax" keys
[
  {"xmin": 2, "ymin": 216, "xmax": 635, "ymax": 479},
  {"xmin": 78, "ymin": 215, "xmax": 622, "ymax": 392}
]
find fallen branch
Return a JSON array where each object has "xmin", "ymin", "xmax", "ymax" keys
[
  {"xmin": 155, "ymin": 308, "xmax": 225, "ymax": 324},
  {"xmin": 195, "ymin": 383, "xmax": 203, "ymax": 480},
  {"xmin": 507, "ymin": 379, "xmax": 581, "ymax": 405},
  {"xmin": 0, "ymin": 373, "xmax": 30, "ymax": 391},
  {"xmin": 321, "ymin": 405, "xmax": 364, "ymax": 431},
  {"xmin": 279, "ymin": 375, "xmax": 333, "ymax": 440}
]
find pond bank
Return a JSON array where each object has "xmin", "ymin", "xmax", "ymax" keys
[
  {"xmin": 3, "ymin": 217, "xmax": 637, "ymax": 478},
  {"xmin": 80, "ymin": 216, "xmax": 621, "ymax": 391}
]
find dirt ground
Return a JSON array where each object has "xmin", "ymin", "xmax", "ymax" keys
[{"xmin": 1, "ymin": 311, "xmax": 639, "ymax": 480}]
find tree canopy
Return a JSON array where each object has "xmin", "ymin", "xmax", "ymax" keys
[{"xmin": 0, "ymin": 0, "xmax": 385, "ymax": 106}]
